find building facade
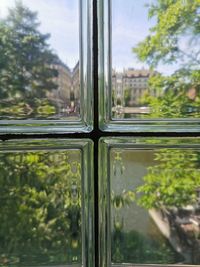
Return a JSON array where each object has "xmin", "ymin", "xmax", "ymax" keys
[
  {"xmin": 48, "ymin": 60, "xmax": 80, "ymax": 115},
  {"xmin": 112, "ymin": 68, "xmax": 156, "ymax": 107}
]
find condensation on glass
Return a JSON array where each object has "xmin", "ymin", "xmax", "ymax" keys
[
  {"xmin": 0, "ymin": 0, "xmax": 92, "ymax": 133},
  {"xmin": 99, "ymin": 137, "xmax": 200, "ymax": 266},
  {"xmin": 99, "ymin": 0, "xmax": 200, "ymax": 131},
  {"xmin": 0, "ymin": 139, "xmax": 94, "ymax": 267}
]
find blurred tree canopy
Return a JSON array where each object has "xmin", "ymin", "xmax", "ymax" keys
[
  {"xmin": 136, "ymin": 149, "xmax": 200, "ymax": 209},
  {"xmin": 0, "ymin": 1, "xmax": 58, "ymax": 101},
  {"xmin": 133, "ymin": 0, "xmax": 200, "ymax": 118},
  {"xmin": 135, "ymin": 148, "xmax": 200, "ymax": 264},
  {"xmin": 0, "ymin": 151, "xmax": 82, "ymax": 265}
]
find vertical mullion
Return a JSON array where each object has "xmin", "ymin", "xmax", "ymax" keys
[{"xmin": 93, "ymin": 1, "xmax": 99, "ymax": 267}]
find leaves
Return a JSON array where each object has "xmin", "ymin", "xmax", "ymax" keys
[
  {"xmin": 0, "ymin": 150, "xmax": 82, "ymax": 264},
  {"xmin": 133, "ymin": 0, "xmax": 200, "ymax": 118},
  {"xmin": 136, "ymin": 149, "xmax": 200, "ymax": 209},
  {"xmin": 134, "ymin": 0, "xmax": 200, "ymax": 66}
]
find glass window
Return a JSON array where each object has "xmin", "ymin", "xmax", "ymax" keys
[
  {"xmin": 0, "ymin": 1, "xmax": 200, "ymax": 267},
  {"xmin": 0, "ymin": 0, "xmax": 92, "ymax": 133},
  {"xmin": 99, "ymin": 0, "xmax": 200, "ymax": 132},
  {"xmin": 0, "ymin": 139, "xmax": 93, "ymax": 266},
  {"xmin": 99, "ymin": 137, "xmax": 200, "ymax": 266}
]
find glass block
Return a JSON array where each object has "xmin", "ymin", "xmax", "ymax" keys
[
  {"xmin": 99, "ymin": 137, "xmax": 200, "ymax": 266},
  {"xmin": 98, "ymin": 0, "xmax": 200, "ymax": 132},
  {"xmin": 0, "ymin": 139, "xmax": 93, "ymax": 267},
  {"xmin": 0, "ymin": 0, "xmax": 92, "ymax": 133}
]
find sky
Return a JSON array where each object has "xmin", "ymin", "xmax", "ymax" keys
[
  {"xmin": 112, "ymin": 0, "xmax": 153, "ymax": 71},
  {"xmin": 0, "ymin": 0, "xmax": 192, "ymax": 74},
  {"xmin": 112, "ymin": 0, "xmax": 181, "ymax": 74}
]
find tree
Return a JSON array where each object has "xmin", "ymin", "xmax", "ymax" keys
[
  {"xmin": 135, "ymin": 148, "xmax": 200, "ymax": 264},
  {"xmin": 124, "ymin": 88, "xmax": 131, "ymax": 106},
  {"xmin": 0, "ymin": 1, "xmax": 58, "ymax": 100},
  {"xmin": 0, "ymin": 150, "xmax": 82, "ymax": 265},
  {"xmin": 133, "ymin": 0, "xmax": 200, "ymax": 118},
  {"xmin": 136, "ymin": 149, "xmax": 200, "ymax": 209}
]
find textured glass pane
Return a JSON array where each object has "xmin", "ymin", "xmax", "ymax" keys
[
  {"xmin": 0, "ymin": 140, "xmax": 93, "ymax": 267},
  {"xmin": 0, "ymin": 0, "xmax": 92, "ymax": 133},
  {"xmin": 99, "ymin": 0, "xmax": 200, "ymax": 131},
  {"xmin": 99, "ymin": 138, "xmax": 200, "ymax": 266}
]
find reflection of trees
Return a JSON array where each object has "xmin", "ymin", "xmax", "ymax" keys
[
  {"xmin": 0, "ymin": 151, "xmax": 82, "ymax": 266},
  {"xmin": 111, "ymin": 151, "xmax": 179, "ymax": 264},
  {"xmin": 136, "ymin": 149, "xmax": 200, "ymax": 264},
  {"xmin": 111, "ymin": 152, "xmax": 135, "ymax": 262},
  {"xmin": 111, "ymin": 189, "xmax": 137, "ymax": 263},
  {"xmin": 134, "ymin": 0, "xmax": 200, "ymax": 118}
]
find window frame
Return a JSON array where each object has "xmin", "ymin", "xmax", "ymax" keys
[{"xmin": 0, "ymin": 1, "xmax": 200, "ymax": 267}]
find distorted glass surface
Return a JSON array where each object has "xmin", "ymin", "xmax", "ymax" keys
[
  {"xmin": 111, "ymin": 0, "xmax": 200, "ymax": 120},
  {"xmin": 0, "ymin": 148, "xmax": 83, "ymax": 266},
  {"xmin": 103, "ymin": 141, "xmax": 200, "ymax": 265},
  {"xmin": 0, "ymin": 0, "xmax": 80, "ymax": 120}
]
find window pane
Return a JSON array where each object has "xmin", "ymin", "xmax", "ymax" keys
[
  {"xmin": 0, "ymin": 139, "xmax": 93, "ymax": 267},
  {"xmin": 99, "ymin": 0, "xmax": 200, "ymax": 131},
  {"xmin": 99, "ymin": 137, "xmax": 200, "ymax": 266},
  {"xmin": 0, "ymin": 0, "xmax": 92, "ymax": 133}
]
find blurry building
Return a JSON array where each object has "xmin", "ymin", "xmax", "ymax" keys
[
  {"xmin": 48, "ymin": 59, "xmax": 80, "ymax": 114},
  {"xmin": 112, "ymin": 68, "xmax": 157, "ymax": 107}
]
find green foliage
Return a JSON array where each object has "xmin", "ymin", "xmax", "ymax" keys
[
  {"xmin": 0, "ymin": 1, "xmax": 58, "ymax": 100},
  {"xmin": 133, "ymin": 0, "xmax": 200, "ymax": 118},
  {"xmin": 124, "ymin": 88, "xmax": 131, "ymax": 106},
  {"xmin": 136, "ymin": 149, "xmax": 200, "ymax": 209},
  {"xmin": 0, "ymin": 151, "xmax": 82, "ymax": 265},
  {"xmin": 134, "ymin": 0, "xmax": 200, "ymax": 67},
  {"xmin": 141, "ymin": 71, "xmax": 200, "ymax": 118}
]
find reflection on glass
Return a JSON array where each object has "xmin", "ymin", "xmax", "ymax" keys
[
  {"xmin": 112, "ymin": 0, "xmax": 200, "ymax": 119},
  {"xmin": 110, "ymin": 148, "xmax": 200, "ymax": 264},
  {"xmin": 0, "ymin": 0, "xmax": 80, "ymax": 120},
  {"xmin": 0, "ymin": 149, "xmax": 82, "ymax": 266}
]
